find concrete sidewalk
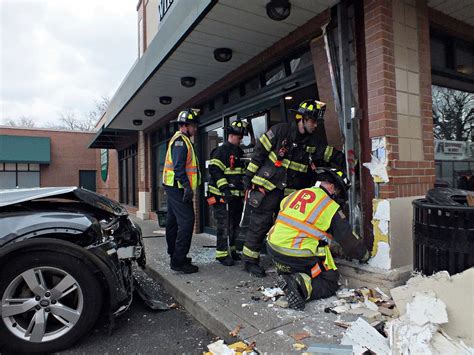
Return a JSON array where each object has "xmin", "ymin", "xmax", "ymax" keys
[{"xmin": 134, "ymin": 217, "xmax": 367, "ymax": 353}]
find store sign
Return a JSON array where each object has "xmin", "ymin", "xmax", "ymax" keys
[
  {"xmin": 100, "ymin": 149, "xmax": 108, "ymax": 182},
  {"xmin": 158, "ymin": 0, "xmax": 174, "ymax": 20}
]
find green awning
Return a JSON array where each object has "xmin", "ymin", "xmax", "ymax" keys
[{"xmin": 0, "ymin": 135, "xmax": 51, "ymax": 163}]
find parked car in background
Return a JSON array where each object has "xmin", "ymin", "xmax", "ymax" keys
[{"xmin": 0, "ymin": 187, "xmax": 146, "ymax": 353}]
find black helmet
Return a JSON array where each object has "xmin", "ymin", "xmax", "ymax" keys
[
  {"xmin": 290, "ymin": 99, "xmax": 326, "ymax": 121},
  {"xmin": 173, "ymin": 108, "xmax": 200, "ymax": 124},
  {"xmin": 315, "ymin": 167, "xmax": 351, "ymax": 200},
  {"xmin": 226, "ymin": 120, "xmax": 247, "ymax": 136}
]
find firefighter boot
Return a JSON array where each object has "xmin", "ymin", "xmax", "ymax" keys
[
  {"xmin": 231, "ymin": 251, "xmax": 242, "ymax": 261},
  {"xmin": 277, "ymin": 274, "xmax": 306, "ymax": 310},
  {"xmin": 244, "ymin": 262, "xmax": 266, "ymax": 277},
  {"xmin": 217, "ymin": 256, "xmax": 235, "ymax": 266}
]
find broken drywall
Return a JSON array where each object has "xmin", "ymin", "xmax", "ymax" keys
[
  {"xmin": 341, "ymin": 317, "xmax": 390, "ymax": 354},
  {"xmin": 368, "ymin": 242, "xmax": 391, "ymax": 270},
  {"xmin": 363, "ymin": 137, "xmax": 389, "ymax": 183},
  {"xmin": 387, "ymin": 291, "xmax": 472, "ymax": 354},
  {"xmin": 370, "ymin": 199, "xmax": 391, "ymax": 269},
  {"xmin": 390, "ymin": 269, "xmax": 474, "ymax": 347}
]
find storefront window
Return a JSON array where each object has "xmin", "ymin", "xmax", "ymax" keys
[
  {"xmin": 290, "ymin": 51, "xmax": 312, "ymax": 74},
  {"xmin": 0, "ymin": 163, "xmax": 40, "ymax": 189},
  {"xmin": 119, "ymin": 144, "xmax": 138, "ymax": 206},
  {"xmin": 432, "ymin": 85, "xmax": 474, "ymax": 189},
  {"xmin": 265, "ymin": 64, "xmax": 285, "ymax": 86}
]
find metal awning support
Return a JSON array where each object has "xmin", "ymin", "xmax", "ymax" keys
[{"xmin": 88, "ymin": 127, "xmax": 136, "ymax": 149}]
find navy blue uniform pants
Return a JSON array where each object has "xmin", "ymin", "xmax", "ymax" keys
[
  {"xmin": 267, "ymin": 244, "xmax": 340, "ymax": 300},
  {"xmin": 165, "ymin": 186, "xmax": 195, "ymax": 267}
]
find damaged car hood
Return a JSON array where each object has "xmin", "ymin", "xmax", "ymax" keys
[{"xmin": 0, "ymin": 187, "xmax": 128, "ymax": 216}]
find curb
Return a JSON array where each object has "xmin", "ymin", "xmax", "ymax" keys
[{"xmin": 144, "ymin": 265, "xmax": 260, "ymax": 344}]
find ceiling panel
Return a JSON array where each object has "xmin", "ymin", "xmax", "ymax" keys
[
  {"xmin": 428, "ymin": 0, "xmax": 474, "ymax": 26},
  {"xmin": 107, "ymin": 0, "xmax": 337, "ymax": 130}
]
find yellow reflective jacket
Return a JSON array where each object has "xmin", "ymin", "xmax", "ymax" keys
[
  {"xmin": 162, "ymin": 131, "xmax": 201, "ymax": 189},
  {"xmin": 267, "ymin": 187, "xmax": 340, "ymax": 270}
]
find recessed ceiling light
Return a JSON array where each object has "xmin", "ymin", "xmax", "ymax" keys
[
  {"xmin": 144, "ymin": 109, "xmax": 155, "ymax": 117},
  {"xmin": 284, "ymin": 96, "xmax": 293, "ymax": 100},
  {"xmin": 214, "ymin": 48, "xmax": 232, "ymax": 62},
  {"xmin": 266, "ymin": 0, "xmax": 291, "ymax": 21},
  {"xmin": 159, "ymin": 96, "xmax": 172, "ymax": 105},
  {"xmin": 181, "ymin": 76, "xmax": 196, "ymax": 88}
]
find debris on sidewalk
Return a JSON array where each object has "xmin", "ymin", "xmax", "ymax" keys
[
  {"xmin": 260, "ymin": 286, "xmax": 285, "ymax": 301},
  {"xmin": 387, "ymin": 291, "xmax": 472, "ymax": 354},
  {"xmin": 341, "ymin": 318, "xmax": 390, "ymax": 354},
  {"xmin": 390, "ymin": 268, "xmax": 474, "ymax": 346},
  {"xmin": 205, "ymin": 340, "xmax": 257, "ymax": 355},
  {"xmin": 305, "ymin": 343, "xmax": 353, "ymax": 354},
  {"xmin": 229, "ymin": 324, "xmax": 244, "ymax": 337},
  {"xmin": 292, "ymin": 343, "xmax": 306, "ymax": 350},
  {"xmin": 290, "ymin": 330, "xmax": 311, "ymax": 341}
]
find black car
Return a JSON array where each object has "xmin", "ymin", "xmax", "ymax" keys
[{"xmin": 0, "ymin": 187, "xmax": 146, "ymax": 353}]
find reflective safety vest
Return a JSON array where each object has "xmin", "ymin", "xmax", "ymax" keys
[
  {"xmin": 267, "ymin": 187, "xmax": 340, "ymax": 271},
  {"xmin": 162, "ymin": 131, "xmax": 201, "ymax": 189}
]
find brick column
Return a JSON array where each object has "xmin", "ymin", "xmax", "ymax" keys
[
  {"xmin": 136, "ymin": 131, "xmax": 151, "ymax": 220},
  {"xmin": 362, "ymin": 0, "xmax": 435, "ymax": 269}
]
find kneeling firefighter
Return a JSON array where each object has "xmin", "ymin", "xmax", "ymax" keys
[
  {"xmin": 207, "ymin": 120, "xmax": 247, "ymax": 266},
  {"xmin": 267, "ymin": 167, "xmax": 370, "ymax": 310},
  {"xmin": 242, "ymin": 100, "xmax": 345, "ymax": 277}
]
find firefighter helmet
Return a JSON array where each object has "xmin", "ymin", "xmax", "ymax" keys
[
  {"xmin": 291, "ymin": 99, "xmax": 326, "ymax": 121},
  {"xmin": 315, "ymin": 167, "xmax": 351, "ymax": 200},
  {"xmin": 226, "ymin": 120, "xmax": 247, "ymax": 136},
  {"xmin": 172, "ymin": 108, "xmax": 200, "ymax": 124}
]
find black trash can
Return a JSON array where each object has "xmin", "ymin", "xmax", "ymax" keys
[{"xmin": 413, "ymin": 188, "xmax": 474, "ymax": 275}]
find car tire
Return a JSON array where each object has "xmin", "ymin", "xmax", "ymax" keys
[{"xmin": 0, "ymin": 250, "xmax": 103, "ymax": 354}]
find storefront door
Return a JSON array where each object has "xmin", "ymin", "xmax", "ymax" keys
[{"xmin": 201, "ymin": 120, "xmax": 225, "ymax": 232}]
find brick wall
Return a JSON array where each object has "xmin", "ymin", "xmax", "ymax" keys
[
  {"xmin": 0, "ymin": 127, "xmax": 97, "ymax": 188},
  {"xmin": 363, "ymin": 0, "xmax": 435, "ymax": 199}
]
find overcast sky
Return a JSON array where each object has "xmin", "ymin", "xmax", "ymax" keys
[{"xmin": 0, "ymin": 0, "xmax": 137, "ymax": 126}]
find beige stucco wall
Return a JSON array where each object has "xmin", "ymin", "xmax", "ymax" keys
[
  {"xmin": 389, "ymin": 195, "xmax": 423, "ymax": 268},
  {"xmin": 146, "ymin": 0, "xmax": 159, "ymax": 47},
  {"xmin": 393, "ymin": 0, "xmax": 424, "ymax": 161}
]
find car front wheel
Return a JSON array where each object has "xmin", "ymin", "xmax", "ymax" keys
[{"xmin": 0, "ymin": 251, "xmax": 103, "ymax": 353}]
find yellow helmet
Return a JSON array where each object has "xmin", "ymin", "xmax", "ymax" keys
[{"xmin": 291, "ymin": 99, "xmax": 326, "ymax": 121}]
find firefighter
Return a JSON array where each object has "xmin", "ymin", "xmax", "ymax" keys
[
  {"xmin": 207, "ymin": 120, "xmax": 247, "ymax": 266},
  {"xmin": 267, "ymin": 167, "xmax": 370, "ymax": 310},
  {"xmin": 162, "ymin": 108, "xmax": 201, "ymax": 274},
  {"xmin": 242, "ymin": 99, "xmax": 344, "ymax": 277}
]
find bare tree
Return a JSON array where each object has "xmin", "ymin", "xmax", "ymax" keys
[
  {"xmin": 88, "ymin": 95, "xmax": 110, "ymax": 122},
  {"xmin": 432, "ymin": 85, "xmax": 474, "ymax": 141},
  {"xmin": 2, "ymin": 116, "xmax": 36, "ymax": 128}
]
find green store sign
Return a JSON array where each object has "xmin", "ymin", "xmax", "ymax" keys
[{"xmin": 100, "ymin": 149, "xmax": 109, "ymax": 182}]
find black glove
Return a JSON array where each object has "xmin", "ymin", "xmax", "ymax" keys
[
  {"xmin": 359, "ymin": 250, "xmax": 370, "ymax": 263},
  {"xmin": 222, "ymin": 188, "xmax": 234, "ymax": 203},
  {"xmin": 243, "ymin": 175, "xmax": 252, "ymax": 191},
  {"xmin": 183, "ymin": 185, "xmax": 193, "ymax": 203}
]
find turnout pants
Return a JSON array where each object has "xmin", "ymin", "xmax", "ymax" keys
[
  {"xmin": 267, "ymin": 244, "xmax": 339, "ymax": 300},
  {"xmin": 165, "ymin": 186, "xmax": 195, "ymax": 267},
  {"xmin": 242, "ymin": 188, "xmax": 284, "ymax": 264},
  {"xmin": 213, "ymin": 198, "xmax": 244, "ymax": 258}
]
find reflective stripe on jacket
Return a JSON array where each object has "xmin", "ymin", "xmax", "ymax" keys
[
  {"xmin": 245, "ymin": 123, "xmax": 317, "ymax": 193},
  {"xmin": 208, "ymin": 142, "xmax": 245, "ymax": 197},
  {"xmin": 267, "ymin": 187, "xmax": 340, "ymax": 270},
  {"xmin": 162, "ymin": 131, "xmax": 201, "ymax": 189}
]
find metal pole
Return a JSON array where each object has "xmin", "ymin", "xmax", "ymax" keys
[{"xmin": 337, "ymin": 0, "xmax": 357, "ymax": 227}]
